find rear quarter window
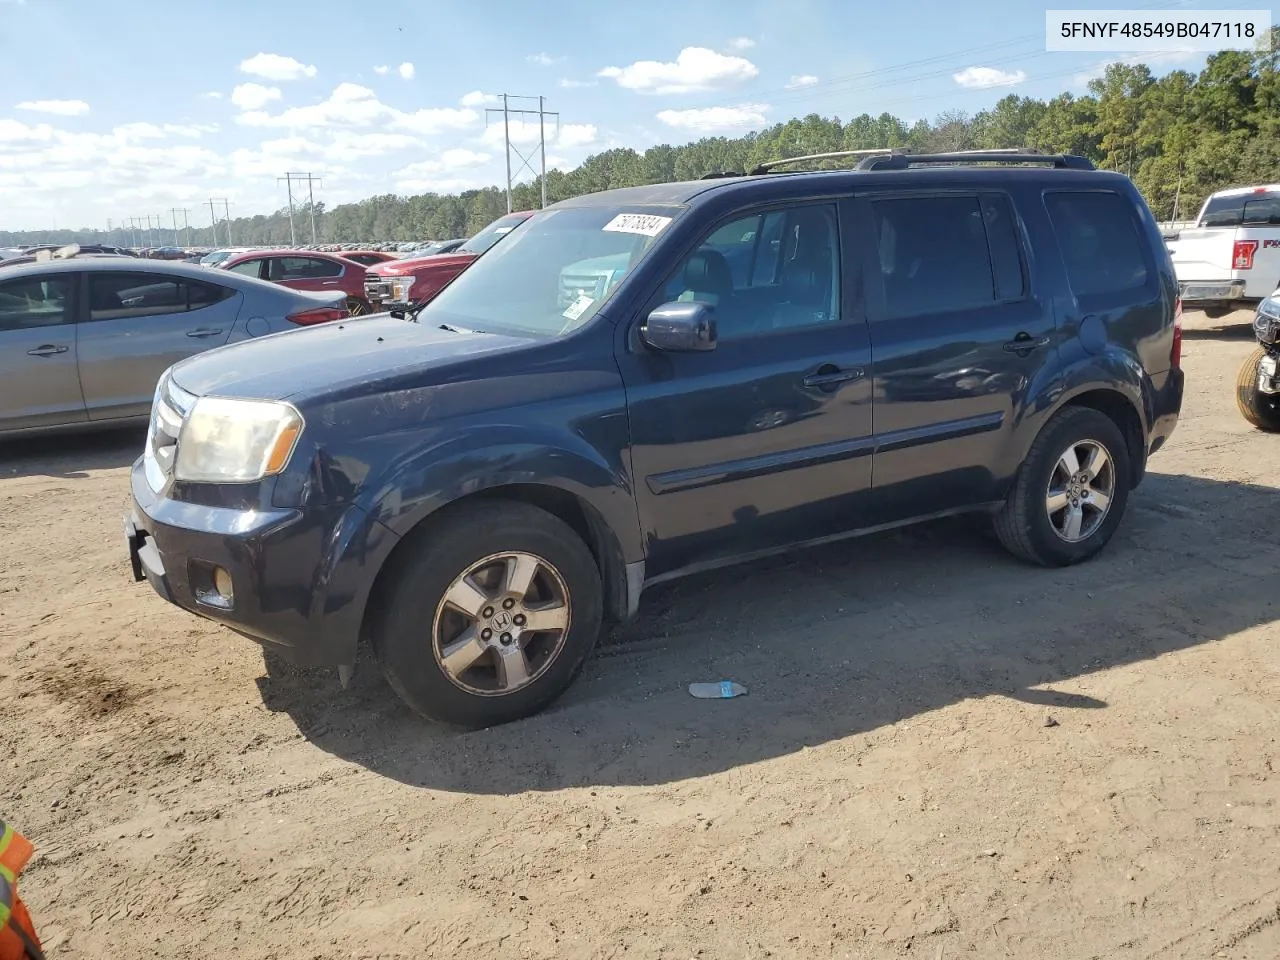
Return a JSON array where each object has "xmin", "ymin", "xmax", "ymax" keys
[{"xmin": 1044, "ymin": 191, "xmax": 1150, "ymax": 299}]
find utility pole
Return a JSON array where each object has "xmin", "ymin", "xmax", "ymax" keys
[
  {"xmin": 222, "ymin": 199, "xmax": 233, "ymax": 245},
  {"xmin": 277, "ymin": 172, "xmax": 322, "ymax": 244},
  {"xmin": 170, "ymin": 207, "xmax": 190, "ymax": 248},
  {"xmin": 485, "ymin": 94, "xmax": 559, "ymax": 212},
  {"xmin": 208, "ymin": 198, "xmax": 232, "ymax": 246},
  {"xmin": 208, "ymin": 199, "xmax": 220, "ymax": 246}
]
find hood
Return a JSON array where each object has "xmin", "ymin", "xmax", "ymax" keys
[
  {"xmin": 169, "ymin": 314, "xmax": 530, "ymax": 402},
  {"xmin": 371, "ymin": 251, "xmax": 477, "ymax": 276}
]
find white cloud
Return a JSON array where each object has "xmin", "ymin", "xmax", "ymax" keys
[
  {"xmin": 235, "ymin": 83, "xmax": 477, "ymax": 135},
  {"xmin": 258, "ymin": 136, "xmax": 325, "ymax": 156},
  {"xmin": 952, "ymin": 66, "xmax": 1028, "ymax": 89},
  {"xmin": 0, "ymin": 118, "xmax": 56, "ymax": 143},
  {"xmin": 558, "ymin": 78, "xmax": 597, "ymax": 89},
  {"xmin": 656, "ymin": 103, "xmax": 769, "ymax": 131},
  {"xmin": 479, "ymin": 120, "xmax": 598, "ymax": 149},
  {"xmin": 598, "ymin": 46, "xmax": 759, "ymax": 94},
  {"xmin": 329, "ymin": 130, "xmax": 425, "ymax": 157},
  {"xmin": 396, "ymin": 149, "xmax": 491, "ymax": 180},
  {"xmin": 786, "ymin": 75, "xmax": 819, "ymax": 89},
  {"xmin": 200, "ymin": 91, "xmax": 223, "ymax": 100},
  {"xmin": 239, "ymin": 52, "xmax": 317, "ymax": 81},
  {"xmin": 230, "ymin": 83, "xmax": 282, "ymax": 111},
  {"xmin": 461, "ymin": 90, "xmax": 500, "ymax": 107},
  {"xmin": 397, "ymin": 62, "xmax": 415, "ymax": 80},
  {"xmin": 527, "ymin": 52, "xmax": 562, "ymax": 66},
  {"xmin": 728, "ymin": 37, "xmax": 755, "ymax": 50},
  {"xmin": 15, "ymin": 99, "xmax": 89, "ymax": 116},
  {"xmin": 373, "ymin": 65, "xmax": 389, "ymax": 75}
]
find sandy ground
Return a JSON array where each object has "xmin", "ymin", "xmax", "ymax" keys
[{"xmin": 2, "ymin": 310, "xmax": 1278, "ymax": 960}]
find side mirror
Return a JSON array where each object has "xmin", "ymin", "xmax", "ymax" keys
[{"xmin": 640, "ymin": 300, "xmax": 717, "ymax": 352}]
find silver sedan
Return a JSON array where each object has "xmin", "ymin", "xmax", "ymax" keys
[{"xmin": 0, "ymin": 256, "xmax": 350, "ymax": 437}]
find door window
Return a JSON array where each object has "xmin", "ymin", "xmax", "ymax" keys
[
  {"xmin": 227, "ymin": 259, "xmax": 263, "ymax": 278},
  {"xmin": 662, "ymin": 204, "xmax": 841, "ymax": 340},
  {"xmin": 1044, "ymin": 191, "xmax": 1149, "ymax": 298},
  {"xmin": 0, "ymin": 276, "xmax": 72, "ymax": 331},
  {"xmin": 270, "ymin": 256, "xmax": 342, "ymax": 281},
  {"xmin": 88, "ymin": 272, "xmax": 233, "ymax": 321},
  {"xmin": 871, "ymin": 195, "xmax": 1008, "ymax": 320}
]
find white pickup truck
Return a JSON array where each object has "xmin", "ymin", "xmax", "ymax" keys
[{"xmin": 1165, "ymin": 184, "xmax": 1280, "ymax": 317}]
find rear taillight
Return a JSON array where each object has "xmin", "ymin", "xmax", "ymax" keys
[
  {"xmin": 1172, "ymin": 296, "xmax": 1183, "ymax": 369},
  {"xmin": 287, "ymin": 306, "xmax": 349, "ymax": 326},
  {"xmin": 1233, "ymin": 240, "xmax": 1258, "ymax": 270}
]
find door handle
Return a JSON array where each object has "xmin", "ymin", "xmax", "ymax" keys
[
  {"xmin": 802, "ymin": 364, "xmax": 864, "ymax": 391},
  {"xmin": 27, "ymin": 344, "xmax": 68, "ymax": 357},
  {"xmin": 186, "ymin": 328, "xmax": 223, "ymax": 338},
  {"xmin": 1003, "ymin": 334, "xmax": 1051, "ymax": 353}
]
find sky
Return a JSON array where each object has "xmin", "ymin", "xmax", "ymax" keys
[{"xmin": 0, "ymin": 0, "xmax": 1235, "ymax": 232}]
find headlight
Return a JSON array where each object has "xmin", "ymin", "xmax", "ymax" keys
[
  {"xmin": 389, "ymin": 277, "xmax": 414, "ymax": 301},
  {"xmin": 174, "ymin": 396, "xmax": 304, "ymax": 483}
]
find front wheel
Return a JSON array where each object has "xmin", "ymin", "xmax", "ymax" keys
[
  {"xmin": 371, "ymin": 501, "xmax": 603, "ymax": 727},
  {"xmin": 1235, "ymin": 347, "xmax": 1280, "ymax": 431},
  {"xmin": 993, "ymin": 406, "xmax": 1131, "ymax": 567},
  {"xmin": 346, "ymin": 296, "xmax": 371, "ymax": 317}
]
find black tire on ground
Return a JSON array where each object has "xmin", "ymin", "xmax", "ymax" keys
[
  {"xmin": 993, "ymin": 406, "xmax": 1132, "ymax": 567},
  {"xmin": 371, "ymin": 501, "xmax": 603, "ymax": 727},
  {"xmin": 1235, "ymin": 347, "xmax": 1280, "ymax": 431}
]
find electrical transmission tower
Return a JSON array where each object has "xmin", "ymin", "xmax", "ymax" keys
[
  {"xmin": 278, "ymin": 172, "xmax": 323, "ymax": 245},
  {"xmin": 170, "ymin": 207, "xmax": 191, "ymax": 247},
  {"xmin": 485, "ymin": 94, "xmax": 559, "ymax": 212},
  {"xmin": 208, "ymin": 198, "xmax": 233, "ymax": 246}
]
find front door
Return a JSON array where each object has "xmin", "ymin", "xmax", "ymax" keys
[
  {"xmin": 618, "ymin": 201, "xmax": 875, "ymax": 578},
  {"xmin": 76, "ymin": 271, "xmax": 239, "ymax": 420},
  {"xmin": 268, "ymin": 256, "xmax": 346, "ymax": 295},
  {"xmin": 858, "ymin": 191, "xmax": 1060, "ymax": 521},
  {"xmin": 0, "ymin": 272, "xmax": 84, "ymax": 433}
]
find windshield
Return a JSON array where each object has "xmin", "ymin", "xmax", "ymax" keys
[
  {"xmin": 457, "ymin": 213, "xmax": 532, "ymax": 255},
  {"xmin": 420, "ymin": 205, "xmax": 683, "ymax": 338},
  {"xmin": 1200, "ymin": 191, "xmax": 1280, "ymax": 227}
]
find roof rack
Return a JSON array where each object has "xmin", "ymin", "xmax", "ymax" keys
[
  {"xmin": 856, "ymin": 150, "xmax": 1096, "ymax": 171},
  {"xmin": 748, "ymin": 148, "xmax": 905, "ymax": 176}
]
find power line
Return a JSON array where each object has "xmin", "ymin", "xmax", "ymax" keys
[
  {"xmin": 278, "ymin": 172, "xmax": 323, "ymax": 244},
  {"xmin": 486, "ymin": 94, "xmax": 558, "ymax": 212}
]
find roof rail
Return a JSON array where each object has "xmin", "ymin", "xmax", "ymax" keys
[
  {"xmin": 748, "ymin": 148, "xmax": 906, "ymax": 176},
  {"xmin": 699, "ymin": 170, "xmax": 744, "ymax": 180},
  {"xmin": 856, "ymin": 151, "xmax": 1096, "ymax": 171}
]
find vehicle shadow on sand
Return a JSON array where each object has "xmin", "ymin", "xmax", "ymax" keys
[
  {"xmin": 0, "ymin": 427, "xmax": 144, "ymax": 479},
  {"xmin": 255, "ymin": 470, "xmax": 1279, "ymax": 794}
]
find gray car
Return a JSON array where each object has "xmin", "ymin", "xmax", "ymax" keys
[{"xmin": 0, "ymin": 257, "xmax": 349, "ymax": 437}]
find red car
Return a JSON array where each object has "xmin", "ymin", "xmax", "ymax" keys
[
  {"xmin": 365, "ymin": 211, "xmax": 534, "ymax": 308},
  {"xmin": 221, "ymin": 250, "xmax": 374, "ymax": 315}
]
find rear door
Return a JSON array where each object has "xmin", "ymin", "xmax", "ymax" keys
[
  {"xmin": 269, "ymin": 256, "xmax": 347, "ymax": 294},
  {"xmin": 76, "ymin": 271, "xmax": 240, "ymax": 421},
  {"xmin": 859, "ymin": 190, "xmax": 1057, "ymax": 520},
  {"xmin": 0, "ymin": 272, "xmax": 85, "ymax": 433}
]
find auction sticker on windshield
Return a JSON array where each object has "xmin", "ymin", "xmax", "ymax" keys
[{"xmin": 603, "ymin": 213, "xmax": 673, "ymax": 237}]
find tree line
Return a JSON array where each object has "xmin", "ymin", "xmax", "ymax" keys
[{"xmin": 4, "ymin": 39, "xmax": 1277, "ymax": 249}]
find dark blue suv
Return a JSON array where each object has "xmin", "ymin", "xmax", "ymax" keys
[{"xmin": 124, "ymin": 151, "xmax": 1184, "ymax": 726}]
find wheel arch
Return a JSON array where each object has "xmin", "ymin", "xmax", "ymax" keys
[{"xmin": 1056, "ymin": 386, "xmax": 1147, "ymax": 486}]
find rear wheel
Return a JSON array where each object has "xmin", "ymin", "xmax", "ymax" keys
[
  {"xmin": 371, "ymin": 501, "xmax": 603, "ymax": 727},
  {"xmin": 1235, "ymin": 347, "xmax": 1280, "ymax": 431},
  {"xmin": 994, "ymin": 406, "xmax": 1131, "ymax": 567},
  {"xmin": 346, "ymin": 296, "xmax": 370, "ymax": 317}
]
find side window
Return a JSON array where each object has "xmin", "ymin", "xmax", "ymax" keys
[
  {"xmin": 1045, "ymin": 191, "xmax": 1149, "ymax": 298},
  {"xmin": 274, "ymin": 257, "xmax": 342, "ymax": 280},
  {"xmin": 0, "ymin": 276, "xmax": 71, "ymax": 331},
  {"xmin": 872, "ymin": 196, "xmax": 996, "ymax": 319},
  {"xmin": 981, "ymin": 194, "xmax": 1027, "ymax": 300},
  {"xmin": 187, "ymin": 279, "xmax": 235, "ymax": 310},
  {"xmin": 228, "ymin": 259, "xmax": 262, "ymax": 278},
  {"xmin": 662, "ymin": 204, "xmax": 840, "ymax": 341},
  {"xmin": 89, "ymin": 273, "xmax": 185, "ymax": 321}
]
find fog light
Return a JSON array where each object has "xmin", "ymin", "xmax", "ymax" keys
[{"xmin": 213, "ymin": 567, "xmax": 234, "ymax": 602}]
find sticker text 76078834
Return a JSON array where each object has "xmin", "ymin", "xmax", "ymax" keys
[{"xmin": 602, "ymin": 213, "xmax": 674, "ymax": 237}]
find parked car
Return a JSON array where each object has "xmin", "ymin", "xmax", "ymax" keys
[
  {"xmin": 406, "ymin": 238, "xmax": 466, "ymax": 258},
  {"xmin": 1167, "ymin": 184, "xmax": 1280, "ymax": 317},
  {"xmin": 125, "ymin": 150, "xmax": 1183, "ymax": 727},
  {"xmin": 365, "ymin": 212, "xmax": 533, "ymax": 309},
  {"xmin": 220, "ymin": 250, "xmax": 373, "ymax": 315},
  {"xmin": 1237, "ymin": 287, "xmax": 1280, "ymax": 430},
  {"xmin": 0, "ymin": 258, "xmax": 348, "ymax": 437},
  {"xmin": 197, "ymin": 248, "xmax": 252, "ymax": 268}
]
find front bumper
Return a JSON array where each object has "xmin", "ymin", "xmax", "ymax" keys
[
  {"xmin": 1178, "ymin": 279, "xmax": 1246, "ymax": 303},
  {"xmin": 125, "ymin": 459, "xmax": 398, "ymax": 667}
]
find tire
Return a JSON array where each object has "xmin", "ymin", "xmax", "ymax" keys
[
  {"xmin": 994, "ymin": 406, "xmax": 1131, "ymax": 567},
  {"xmin": 371, "ymin": 501, "xmax": 603, "ymax": 727},
  {"xmin": 346, "ymin": 296, "xmax": 371, "ymax": 317},
  {"xmin": 1235, "ymin": 347, "xmax": 1280, "ymax": 431}
]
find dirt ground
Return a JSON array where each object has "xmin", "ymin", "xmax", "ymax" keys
[{"xmin": 2, "ymin": 310, "xmax": 1278, "ymax": 960}]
